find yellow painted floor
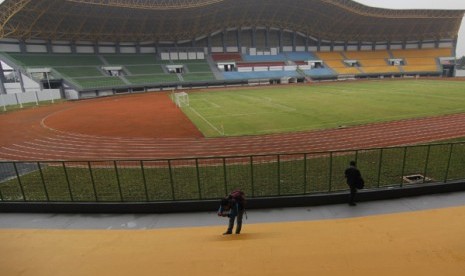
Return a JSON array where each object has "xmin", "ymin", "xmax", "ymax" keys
[{"xmin": 1, "ymin": 206, "xmax": 465, "ymax": 276}]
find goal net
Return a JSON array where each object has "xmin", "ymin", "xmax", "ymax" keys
[{"xmin": 174, "ymin": 92, "xmax": 189, "ymax": 107}]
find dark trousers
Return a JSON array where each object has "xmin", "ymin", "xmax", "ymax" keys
[
  {"xmin": 227, "ymin": 209, "xmax": 244, "ymax": 234},
  {"xmin": 349, "ymin": 185, "xmax": 357, "ymax": 204}
]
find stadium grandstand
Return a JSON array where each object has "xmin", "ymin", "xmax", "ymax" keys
[{"xmin": 0, "ymin": 0, "xmax": 463, "ymax": 99}]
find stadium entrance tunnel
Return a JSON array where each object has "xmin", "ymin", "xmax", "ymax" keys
[{"xmin": 279, "ymin": 77, "xmax": 298, "ymax": 84}]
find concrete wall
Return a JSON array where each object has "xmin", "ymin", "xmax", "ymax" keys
[{"xmin": 0, "ymin": 181, "xmax": 463, "ymax": 213}]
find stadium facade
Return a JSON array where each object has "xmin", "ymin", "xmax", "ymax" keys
[{"xmin": 0, "ymin": 0, "xmax": 464, "ymax": 99}]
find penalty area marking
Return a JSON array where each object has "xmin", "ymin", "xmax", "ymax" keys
[{"xmin": 188, "ymin": 106, "xmax": 224, "ymax": 136}]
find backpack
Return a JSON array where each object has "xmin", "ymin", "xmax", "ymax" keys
[
  {"xmin": 355, "ymin": 177, "xmax": 365, "ymax": 189},
  {"xmin": 229, "ymin": 190, "xmax": 246, "ymax": 208}
]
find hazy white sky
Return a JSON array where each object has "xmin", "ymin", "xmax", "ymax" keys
[{"xmin": 0, "ymin": 0, "xmax": 464, "ymax": 56}]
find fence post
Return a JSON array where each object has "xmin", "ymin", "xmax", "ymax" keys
[
  {"xmin": 12, "ymin": 162, "xmax": 26, "ymax": 201},
  {"xmin": 423, "ymin": 145, "xmax": 431, "ymax": 183},
  {"xmin": 303, "ymin": 153, "xmax": 307, "ymax": 194},
  {"xmin": 62, "ymin": 162, "xmax": 74, "ymax": 201},
  {"xmin": 444, "ymin": 143, "xmax": 454, "ymax": 183},
  {"xmin": 88, "ymin": 162, "xmax": 98, "ymax": 201},
  {"xmin": 114, "ymin": 161, "xmax": 124, "ymax": 202},
  {"xmin": 400, "ymin": 147, "xmax": 408, "ymax": 187},
  {"xmin": 277, "ymin": 155, "xmax": 281, "ymax": 196},
  {"xmin": 168, "ymin": 160, "xmax": 175, "ymax": 200},
  {"xmin": 140, "ymin": 161, "xmax": 149, "ymax": 201},
  {"xmin": 37, "ymin": 162, "xmax": 50, "ymax": 201},
  {"xmin": 223, "ymin": 157, "xmax": 228, "ymax": 194},
  {"xmin": 250, "ymin": 156, "xmax": 254, "ymax": 197},
  {"xmin": 328, "ymin": 152, "xmax": 333, "ymax": 192},
  {"xmin": 377, "ymin": 148, "xmax": 383, "ymax": 188},
  {"xmin": 195, "ymin": 159, "xmax": 202, "ymax": 199}
]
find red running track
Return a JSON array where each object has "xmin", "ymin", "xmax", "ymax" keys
[{"xmin": 1, "ymin": 92, "xmax": 465, "ymax": 161}]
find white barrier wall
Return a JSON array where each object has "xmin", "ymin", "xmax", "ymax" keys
[
  {"xmin": 120, "ymin": 47, "xmax": 137, "ymax": 54},
  {"xmin": 0, "ymin": 43, "xmax": 20, "ymax": 52},
  {"xmin": 375, "ymin": 44, "xmax": 388, "ymax": 50},
  {"xmin": 0, "ymin": 89, "xmax": 61, "ymax": 107},
  {"xmin": 26, "ymin": 44, "xmax": 47, "ymax": 53},
  {"xmin": 52, "ymin": 45, "xmax": 72, "ymax": 53},
  {"xmin": 76, "ymin": 46, "xmax": 95, "ymax": 53},
  {"xmin": 238, "ymin": 67, "xmax": 253, "ymax": 72},
  {"xmin": 455, "ymin": 70, "xmax": 465, "ymax": 77},
  {"xmin": 361, "ymin": 45, "xmax": 372, "ymax": 51},
  {"xmin": 140, "ymin": 47, "xmax": 156, "ymax": 53}
]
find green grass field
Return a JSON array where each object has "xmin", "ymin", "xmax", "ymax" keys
[{"xmin": 181, "ymin": 80, "xmax": 465, "ymax": 137}]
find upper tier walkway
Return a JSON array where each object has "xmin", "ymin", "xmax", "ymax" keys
[{"xmin": 1, "ymin": 191, "xmax": 465, "ymax": 275}]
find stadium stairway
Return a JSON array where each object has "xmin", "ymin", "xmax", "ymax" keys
[{"xmin": 206, "ymin": 54, "xmax": 225, "ymax": 80}]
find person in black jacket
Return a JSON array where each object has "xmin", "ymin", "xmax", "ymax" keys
[
  {"xmin": 218, "ymin": 190, "xmax": 246, "ymax": 235},
  {"xmin": 344, "ymin": 161, "xmax": 363, "ymax": 206}
]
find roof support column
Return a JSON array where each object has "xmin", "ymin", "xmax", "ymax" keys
[
  {"xmin": 136, "ymin": 42, "xmax": 141, "ymax": 54},
  {"xmin": 252, "ymin": 27, "xmax": 256, "ymax": 48},
  {"xmin": 0, "ymin": 62, "xmax": 6, "ymax": 95},
  {"xmin": 279, "ymin": 29, "xmax": 283, "ymax": 53},
  {"xmin": 265, "ymin": 28, "xmax": 270, "ymax": 49},
  {"xmin": 0, "ymin": 76, "xmax": 6, "ymax": 95},
  {"xmin": 17, "ymin": 69, "xmax": 25, "ymax": 93},
  {"xmin": 372, "ymin": 41, "xmax": 376, "ymax": 51},
  {"xmin": 115, "ymin": 42, "xmax": 121, "ymax": 54},
  {"xmin": 94, "ymin": 42, "xmax": 99, "ymax": 54},
  {"xmin": 357, "ymin": 41, "xmax": 361, "ymax": 51},
  {"xmin": 19, "ymin": 40, "xmax": 27, "ymax": 54},
  {"xmin": 452, "ymin": 36, "xmax": 458, "ymax": 56},
  {"xmin": 71, "ymin": 41, "xmax": 77, "ymax": 54},
  {"xmin": 402, "ymin": 41, "xmax": 406, "ymax": 50},
  {"xmin": 46, "ymin": 40, "xmax": 53, "ymax": 54},
  {"xmin": 207, "ymin": 34, "xmax": 212, "ymax": 54},
  {"xmin": 222, "ymin": 30, "xmax": 226, "ymax": 52},
  {"xmin": 237, "ymin": 28, "xmax": 242, "ymax": 52},
  {"xmin": 305, "ymin": 35, "xmax": 309, "ymax": 52},
  {"xmin": 330, "ymin": 41, "xmax": 334, "ymax": 52},
  {"xmin": 292, "ymin": 31, "xmax": 296, "ymax": 52},
  {"xmin": 387, "ymin": 41, "xmax": 391, "ymax": 51},
  {"xmin": 344, "ymin": 41, "xmax": 348, "ymax": 52}
]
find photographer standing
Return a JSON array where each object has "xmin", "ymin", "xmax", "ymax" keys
[{"xmin": 344, "ymin": 161, "xmax": 364, "ymax": 206}]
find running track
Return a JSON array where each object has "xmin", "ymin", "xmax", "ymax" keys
[{"xmin": 1, "ymin": 92, "xmax": 465, "ymax": 161}]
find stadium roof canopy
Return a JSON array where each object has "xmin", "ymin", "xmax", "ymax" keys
[{"xmin": 0, "ymin": 0, "xmax": 464, "ymax": 43}]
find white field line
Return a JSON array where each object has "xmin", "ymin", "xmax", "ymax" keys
[
  {"xmin": 237, "ymin": 94, "xmax": 296, "ymax": 112},
  {"xmin": 202, "ymin": 98, "xmax": 221, "ymax": 108},
  {"xmin": 208, "ymin": 111, "xmax": 278, "ymax": 119},
  {"xmin": 188, "ymin": 106, "xmax": 224, "ymax": 135}
]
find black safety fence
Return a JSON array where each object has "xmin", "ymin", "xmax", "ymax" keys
[{"xmin": 0, "ymin": 142, "xmax": 464, "ymax": 202}]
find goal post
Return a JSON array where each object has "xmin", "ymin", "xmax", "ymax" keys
[{"xmin": 174, "ymin": 92, "xmax": 189, "ymax": 108}]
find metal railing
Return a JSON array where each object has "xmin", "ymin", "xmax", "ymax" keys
[{"xmin": 0, "ymin": 141, "xmax": 464, "ymax": 203}]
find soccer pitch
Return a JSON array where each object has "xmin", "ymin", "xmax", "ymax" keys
[{"xmin": 181, "ymin": 80, "xmax": 465, "ymax": 137}]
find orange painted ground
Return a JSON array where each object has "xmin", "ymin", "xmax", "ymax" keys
[
  {"xmin": 1, "ymin": 206, "xmax": 465, "ymax": 276},
  {"xmin": 43, "ymin": 93, "xmax": 203, "ymax": 138}
]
